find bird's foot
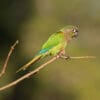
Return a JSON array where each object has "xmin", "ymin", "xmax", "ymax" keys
[{"xmin": 60, "ymin": 54, "xmax": 70, "ymax": 60}]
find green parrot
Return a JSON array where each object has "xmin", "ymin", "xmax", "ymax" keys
[{"xmin": 16, "ymin": 25, "xmax": 78, "ymax": 72}]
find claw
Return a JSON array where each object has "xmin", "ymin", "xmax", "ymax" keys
[{"xmin": 60, "ymin": 55, "xmax": 70, "ymax": 60}]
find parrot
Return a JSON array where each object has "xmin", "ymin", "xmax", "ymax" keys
[{"xmin": 16, "ymin": 25, "xmax": 78, "ymax": 72}]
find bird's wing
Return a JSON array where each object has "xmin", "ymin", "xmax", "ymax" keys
[{"xmin": 39, "ymin": 32, "xmax": 64, "ymax": 54}]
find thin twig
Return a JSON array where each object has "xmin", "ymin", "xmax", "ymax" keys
[
  {"xmin": 0, "ymin": 56, "xmax": 59, "ymax": 91},
  {"xmin": 0, "ymin": 55, "xmax": 95, "ymax": 91},
  {"xmin": 0, "ymin": 40, "xmax": 19, "ymax": 78},
  {"xmin": 69, "ymin": 56, "xmax": 96, "ymax": 59}
]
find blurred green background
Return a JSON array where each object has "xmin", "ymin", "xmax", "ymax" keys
[{"xmin": 0, "ymin": 0, "xmax": 100, "ymax": 100}]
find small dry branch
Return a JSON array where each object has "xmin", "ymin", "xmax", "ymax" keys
[
  {"xmin": 0, "ymin": 55, "xmax": 95, "ymax": 91},
  {"xmin": 69, "ymin": 56, "xmax": 96, "ymax": 59},
  {"xmin": 0, "ymin": 40, "xmax": 19, "ymax": 78}
]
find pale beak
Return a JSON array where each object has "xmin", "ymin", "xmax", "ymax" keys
[{"xmin": 72, "ymin": 29, "xmax": 78, "ymax": 38}]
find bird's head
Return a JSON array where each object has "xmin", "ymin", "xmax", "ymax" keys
[{"xmin": 60, "ymin": 25, "xmax": 78, "ymax": 39}]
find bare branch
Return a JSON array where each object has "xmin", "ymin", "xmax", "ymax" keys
[
  {"xmin": 69, "ymin": 56, "xmax": 96, "ymax": 59},
  {"xmin": 0, "ymin": 55, "xmax": 95, "ymax": 91},
  {"xmin": 0, "ymin": 40, "xmax": 19, "ymax": 78},
  {"xmin": 0, "ymin": 56, "xmax": 59, "ymax": 91}
]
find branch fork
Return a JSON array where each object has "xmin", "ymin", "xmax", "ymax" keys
[{"xmin": 0, "ymin": 40, "xmax": 96, "ymax": 91}]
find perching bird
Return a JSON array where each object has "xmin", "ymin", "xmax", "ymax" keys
[{"xmin": 16, "ymin": 25, "xmax": 78, "ymax": 72}]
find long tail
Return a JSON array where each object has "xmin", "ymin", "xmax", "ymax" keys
[{"xmin": 16, "ymin": 54, "xmax": 42, "ymax": 73}]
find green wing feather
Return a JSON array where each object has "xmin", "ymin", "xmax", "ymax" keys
[
  {"xmin": 40, "ymin": 32, "xmax": 66, "ymax": 55},
  {"xmin": 42, "ymin": 32, "xmax": 63, "ymax": 49}
]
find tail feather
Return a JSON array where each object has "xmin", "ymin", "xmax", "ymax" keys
[{"xmin": 16, "ymin": 54, "xmax": 42, "ymax": 73}]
